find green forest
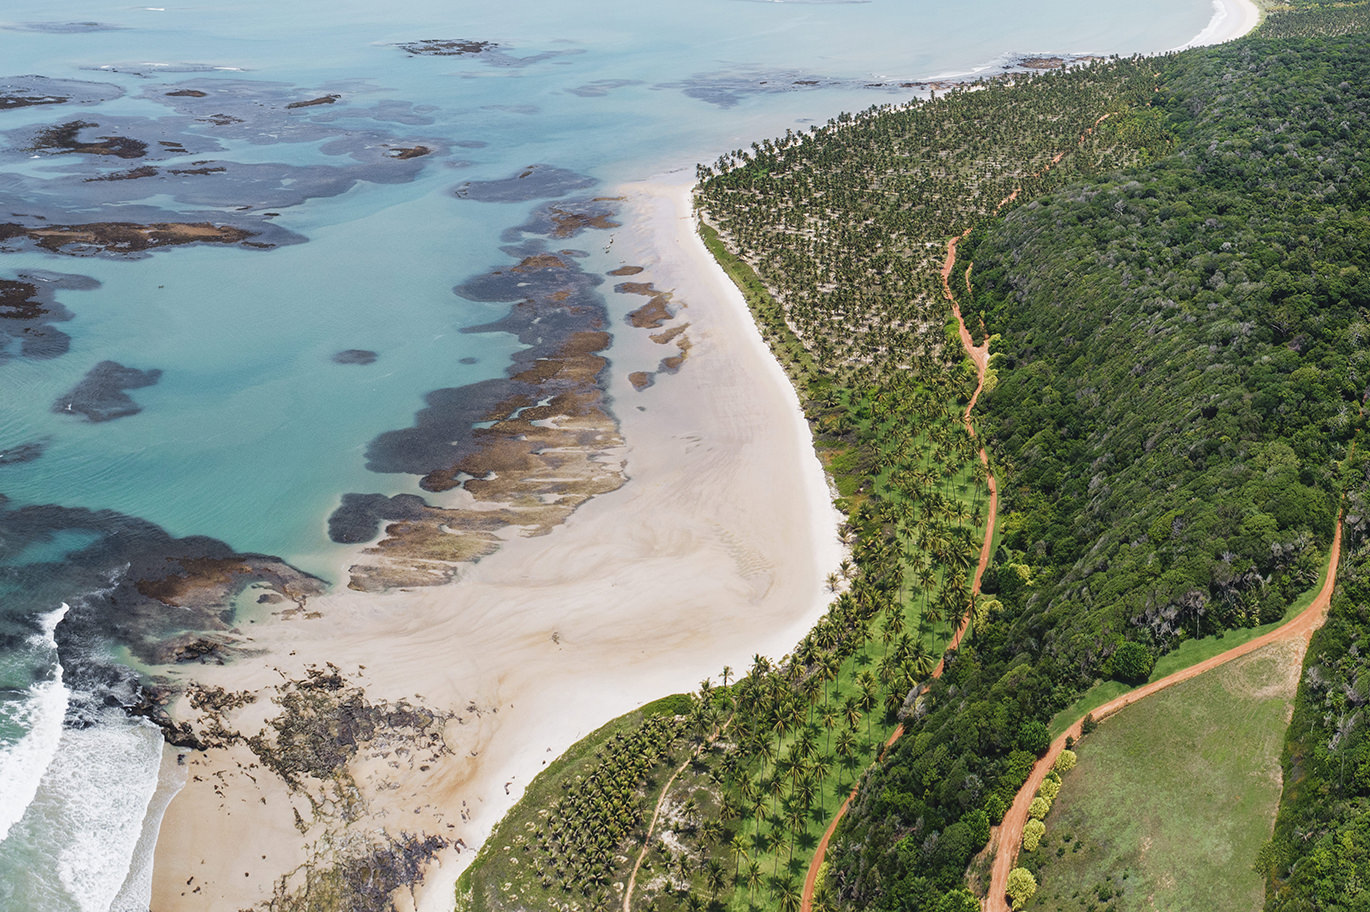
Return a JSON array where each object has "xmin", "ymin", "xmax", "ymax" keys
[
  {"xmin": 458, "ymin": 3, "xmax": 1370, "ymax": 911},
  {"xmin": 1261, "ymin": 452, "xmax": 1370, "ymax": 911}
]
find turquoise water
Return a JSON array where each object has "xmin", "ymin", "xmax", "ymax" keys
[{"xmin": 0, "ymin": 0, "xmax": 1220, "ymax": 908}]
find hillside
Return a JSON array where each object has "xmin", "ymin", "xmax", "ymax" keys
[{"xmin": 696, "ymin": 5, "xmax": 1370, "ymax": 911}]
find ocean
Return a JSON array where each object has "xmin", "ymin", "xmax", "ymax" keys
[{"xmin": 0, "ymin": 0, "xmax": 1220, "ymax": 908}]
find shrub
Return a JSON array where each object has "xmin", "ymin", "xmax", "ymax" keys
[
  {"xmin": 1018, "ymin": 719, "xmax": 1051, "ymax": 756},
  {"xmin": 936, "ymin": 888, "xmax": 981, "ymax": 912},
  {"xmin": 1038, "ymin": 777, "xmax": 1060, "ymax": 802},
  {"xmin": 1022, "ymin": 818, "xmax": 1046, "ymax": 852},
  {"xmin": 1006, "ymin": 867, "xmax": 1038, "ymax": 909},
  {"xmin": 984, "ymin": 793, "xmax": 1008, "ymax": 824},
  {"xmin": 1029, "ymin": 796, "xmax": 1051, "ymax": 820},
  {"xmin": 1110, "ymin": 640, "xmax": 1155, "ymax": 685},
  {"xmin": 1054, "ymin": 749, "xmax": 1077, "ymax": 773}
]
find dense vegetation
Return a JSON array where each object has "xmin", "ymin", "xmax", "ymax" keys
[
  {"xmin": 694, "ymin": 4, "xmax": 1370, "ymax": 910},
  {"xmin": 1262, "ymin": 451, "xmax": 1370, "ymax": 911},
  {"xmin": 462, "ymin": 3, "xmax": 1370, "ymax": 911},
  {"xmin": 838, "ymin": 29, "xmax": 1368, "ymax": 910},
  {"xmin": 960, "ymin": 30, "xmax": 1370, "ymax": 685}
]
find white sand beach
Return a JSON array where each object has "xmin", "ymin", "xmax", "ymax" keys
[
  {"xmin": 147, "ymin": 172, "xmax": 844, "ymax": 911},
  {"xmin": 1171, "ymin": 0, "xmax": 1262, "ymax": 50}
]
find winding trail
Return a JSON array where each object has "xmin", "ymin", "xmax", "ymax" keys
[
  {"xmin": 623, "ymin": 753, "xmax": 693, "ymax": 912},
  {"xmin": 624, "ymin": 718, "xmax": 732, "ymax": 912},
  {"xmin": 798, "ymin": 106, "xmax": 1125, "ymax": 912},
  {"xmin": 985, "ymin": 517, "xmax": 1343, "ymax": 912},
  {"xmin": 799, "ymin": 224, "xmax": 998, "ymax": 912}
]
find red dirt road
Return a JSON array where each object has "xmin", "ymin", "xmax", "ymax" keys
[
  {"xmin": 984, "ymin": 519, "xmax": 1343, "ymax": 912},
  {"xmin": 799, "ymin": 221, "xmax": 998, "ymax": 912},
  {"xmin": 799, "ymin": 105, "xmax": 1124, "ymax": 912}
]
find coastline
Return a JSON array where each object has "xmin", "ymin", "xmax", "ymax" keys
[
  {"xmin": 1173, "ymin": 0, "xmax": 1262, "ymax": 49},
  {"xmin": 145, "ymin": 171, "xmax": 843, "ymax": 911},
  {"xmin": 136, "ymin": 1, "xmax": 1262, "ymax": 905}
]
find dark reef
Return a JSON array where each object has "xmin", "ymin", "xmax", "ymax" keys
[
  {"xmin": 454, "ymin": 164, "xmax": 596, "ymax": 203},
  {"xmin": 0, "ymin": 439, "xmax": 47, "ymax": 465},
  {"xmin": 329, "ymin": 199, "xmax": 627, "ymax": 588},
  {"xmin": 4, "ymin": 21, "xmax": 126, "ymax": 33},
  {"xmin": 332, "ymin": 349, "xmax": 378, "ymax": 365},
  {"xmin": 0, "ymin": 74, "xmax": 123, "ymax": 109},
  {"xmin": 328, "ymin": 493, "xmax": 430, "ymax": 544},
  {"xmin": 0, "ymin": 271, "xmax": 95, "ymax": 362},
  {"xmin": 396, "ymin": 39, "xmax": 498, "ymax": 56},
  {"xmin": 53, "ymin": 360, "xmax": 162, "ymax": 422}
]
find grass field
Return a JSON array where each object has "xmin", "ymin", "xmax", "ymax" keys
[{"xmin": 1024, "ymin": 638, "xmax": 1305, "ymax": 912}]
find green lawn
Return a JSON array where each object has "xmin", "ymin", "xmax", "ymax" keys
[{"xmin": 1024, "ymin": 638, "xmax": 1303, "ymax": 912}]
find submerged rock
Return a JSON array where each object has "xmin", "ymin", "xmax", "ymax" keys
[
  {"xmin": 53, "ymin": 360, "xmax": 162, "ymax": 422},
  {"xmin": 332, "ymin": 348, "xmax": 378, "ymax": 365}
]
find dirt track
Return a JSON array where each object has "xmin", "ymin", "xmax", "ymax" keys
[
  {"xmin": 799, "ymin": 106, "xmax": 1122, "ymax": 912},
  {"xmin": 984, "ymin": 519, "xmax": 1343, "ymax": 911},
  {"xmin": 799, "ymin": 230, "xmax": 998, "ymax": 912}
]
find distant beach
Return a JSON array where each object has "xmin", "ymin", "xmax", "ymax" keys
[{"xmin": 1174, "ymin": 0, "xmax": 1263, "ymax": 49}]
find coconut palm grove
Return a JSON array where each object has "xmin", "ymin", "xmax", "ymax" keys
[{"xmin": 457, "ymin": 2, "xmax": 1370, "ymax": 911}]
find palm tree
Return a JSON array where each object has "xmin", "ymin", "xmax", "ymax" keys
[
  {"xmin": 819, "ymin": 703, "xmax": 838, "ymax": 753},
  {"xmin": 732, "ymin": 831, "xmax": 751, "ymax": 879},
  {"xmin": 811, "ymin": 752, "xmax": 834, "ymax": 797},
  {"xmin": 843, "ymin": 695, "xmax": 862, "ymax": 734},
  {"xmin": 705, "ymin": 858, "xmax": 727, "ymax": 900},
  {"xmin": 745, "ymin": 860, "xmax": 763, "ymax": 906}
]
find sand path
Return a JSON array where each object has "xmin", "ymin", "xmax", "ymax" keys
[
  {"xmin": 985, "ymin": 518, "xmax": 1342, "ymax": 911},
  {"xmin": 622, "ymin": 717, "xmax": 732, "ymax": 912}
]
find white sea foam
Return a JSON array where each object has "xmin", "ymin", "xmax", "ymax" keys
[
  {"xmin": 110, "ymin": 744, "xmax": 185, "ymax": 912},
  {"xmin": 45, "ymin": 718, "xmax": 164, "ymax": 912},
  {"xmin": 0, "ymin": 600, "xmax": 162, "ymax": 912},
  {"xmin": 0, "ymin": 604, "xmax": 70, "ymax": 846}
]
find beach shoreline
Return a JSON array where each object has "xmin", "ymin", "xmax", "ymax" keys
[
  {"xmin": 145, "ymin": 171, "xmax": 844, "ymax": 912},
  {"xmin": 1173, "ymin": 0, "xmax": 1262, "ymax": 50},
  {"xmin": 139, "ymin": 0, "xmax": 1264, "ymax": 902}
]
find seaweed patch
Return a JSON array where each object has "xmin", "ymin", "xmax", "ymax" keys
[
  {"xmin": 454, "ymin": 164, "xmax": 596, "ymax": 203},
  {"xmin": 0, "ymin": 271, "xmax": 92, "ymax": 362},
  {"xmin": 0, "ymin": 439, "xmax": 47, "ymax": 465},
  {"xmin": 508, "ymin": 198, "xmax": 621, "ymax": 239},
  {"xmin": 53, "ymin": 360, "xmax": 162, "ymax": 422},
  {"xmin": 396, "ymin": 38, "xmax": 582, "ymax": 68},
  {"xmin": 3, "ymin": 21, "xmax": 127, "ymax": 33},
  {"xmin": 0, "ymin": 220, "xmax": 273, "ymax": 257},
  {"xmin": 332, "ymin": 349, "xmax": 378, "ymax": 365},
  {"xmin": 335, "ymin": 204, "xmax": 627, "ymax": 590},
  {"xmin": 0, "ymin": 74, "xmax": 123, "ymax": 109}
]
